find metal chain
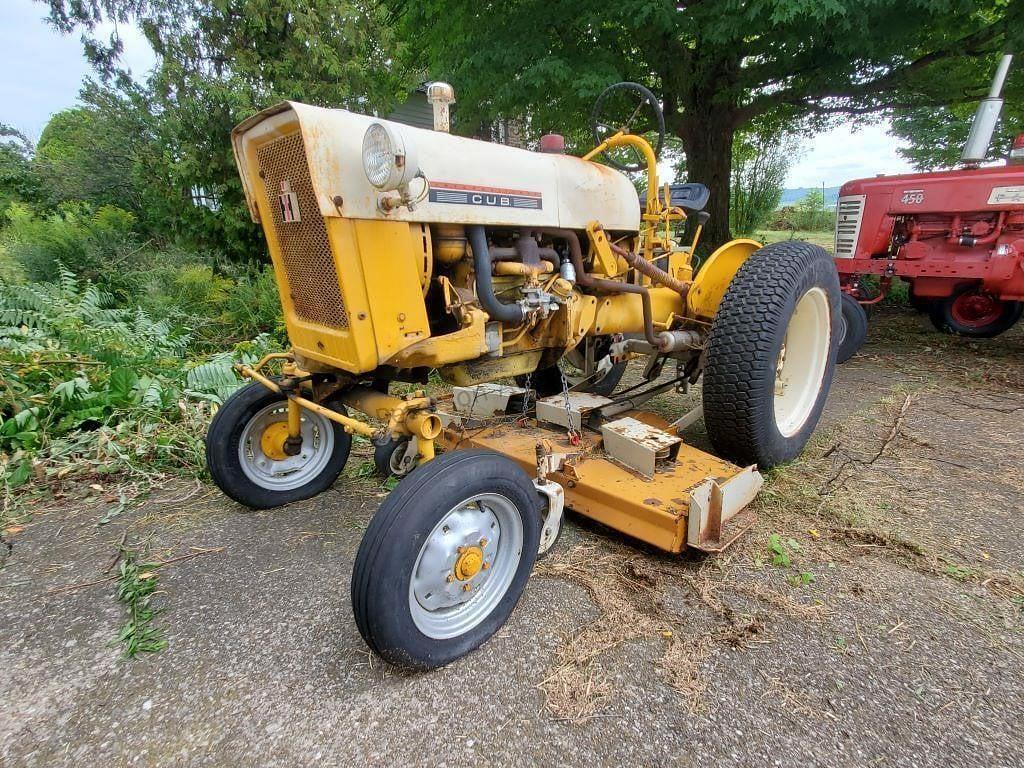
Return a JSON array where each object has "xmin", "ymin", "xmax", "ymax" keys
[
  {"xmin": 558, "ymin": 363, "xmax": 582, "ymax": 446},
  {"xmin": 519, "ymin": 371, "xmax": 533, "ymax": 425}
]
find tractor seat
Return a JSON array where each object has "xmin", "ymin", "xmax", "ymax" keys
[{"xmin": 639, "ymin": 182, "xmax": 709, "ymax": 212}]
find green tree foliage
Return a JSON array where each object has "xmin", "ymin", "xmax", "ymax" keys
[
  {"xmin": 42, "ymin": 0, "xmax": 417, "ymax": 260},
  {"xmin": 785, "ymin": 189, "xmax": 836, "ymax": 232},
  {"xmin": 891, "ymin": 60, "xmax": 1023, "ymax": 170},
  {"xmin": 0, "ymin": 125, "xmax": 45, "ymax": 211},
  {"xmin": 34, "ymin": 105, "xmax": 148, "ymax": 216},
  {"xmin": 730, "ymin": 128, "xmax": 798, "ymax": 235},
  {"xmin": 399, "ymin": 0, "xmax": 1014, "ymax": 246}
]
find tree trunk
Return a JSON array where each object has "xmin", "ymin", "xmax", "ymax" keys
[{"xmin": 678, "ymin": 109, "xmax": 737, "ymax": 251}]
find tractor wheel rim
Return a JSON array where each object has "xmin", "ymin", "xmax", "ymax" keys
[
  {"xmin": 774, "ymin": 287, "xmax": 831, "ymax": 438},
  {"xmin": 408, "ymin": 493, "xmax": 523, "ymax": 640},
  {"xmin": 951, "ymin": 290, "xmax": 1002, "ymax": 328},
  {"xmin": 238, "ymin": 402, "xmax": 335, "ymax": 491}
]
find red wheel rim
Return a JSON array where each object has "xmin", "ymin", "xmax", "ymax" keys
[{"xmin": 950, "ymin": 290, "xmax": 1003, "ymax": 328}]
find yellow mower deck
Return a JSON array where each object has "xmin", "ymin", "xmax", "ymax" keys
[{"xmin": 441, "ymin": 411, "xmax": 761, "ymax": 554}]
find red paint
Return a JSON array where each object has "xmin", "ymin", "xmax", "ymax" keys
[
  {"xmin": 430, "ymin": 180, "xmax": 542, "ymax": 198},
  {"xmin": 949, "ymin": 289, "xmax": 1003, "ymax": 327},
  {"xmin": 835, "ymin": 162, "xmax": 1024, "ymax": 303}
]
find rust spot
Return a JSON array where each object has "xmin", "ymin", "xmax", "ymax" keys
[
  {"xmin": 643, "ymin": 498, "xmax": 662, "ymax": 506},
  {"xmin": 672, "ymin": 498, "xmax": 688, "ymax": 506}
]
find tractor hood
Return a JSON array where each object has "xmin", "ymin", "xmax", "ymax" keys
[{"xmin": 232, "ymin": 101, "xmax": 641, "ymax": 232}]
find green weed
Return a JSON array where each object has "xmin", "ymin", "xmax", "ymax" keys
[{"xmin": 114, "ymin": 546, "xmax": 167, "ymax": 657}]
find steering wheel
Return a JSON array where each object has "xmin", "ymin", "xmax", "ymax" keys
[{"xmin": 589, "ymin": 82, "xmax": 666, "ymax": 172}]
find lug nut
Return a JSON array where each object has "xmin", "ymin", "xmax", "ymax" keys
[
  {"xmin": 462, "ymin": 584, "xmax": 472, "ymax": 592},
  {"xmin": 479, "ymin": 538, "xmax": 488, "ymax": 547},
  {"xmin": 446, "ymin": 574, "xmax": 455, "ymax": 583},
  {"xmin": 482, "ymin": 562, "xmax": 491, "ymax": 570}
]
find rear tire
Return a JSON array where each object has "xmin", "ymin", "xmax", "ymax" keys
[
  {"xmin": 702, "ymin": 241, "xmax": 840, "ymax": 469},
  {"xmin": 352, "ymin": 449, "xmax": 541, "ymax": 669},
  {"xmin": 928, "ymin": 285, "xmax": 1023, "ymax": 338},
  {"xmin": 837, "ymin": 292, "xmax": 868, "ymax": 364}
]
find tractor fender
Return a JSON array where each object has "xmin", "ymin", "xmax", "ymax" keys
[{"xmin": 686, "ymin": 238, "xmax": 762, "ymax": 319}]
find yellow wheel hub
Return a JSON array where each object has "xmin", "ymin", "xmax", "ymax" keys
[
  {"xmin": 260, "ymin": 421, "xmax": 292, "ymax": 461},
  {"xmin": 453, "ymin": 546, "xmax": 484, "ymax": 581}
]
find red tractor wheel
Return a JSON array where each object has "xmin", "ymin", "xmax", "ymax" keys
[{"xmin": 929, "ymin": 285, "xmax": 1023, "ymax": 338}]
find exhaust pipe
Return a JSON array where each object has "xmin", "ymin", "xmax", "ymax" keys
[{"xmin": 961, "ymin": 54, "xmax": 1013, "ymax": 164}]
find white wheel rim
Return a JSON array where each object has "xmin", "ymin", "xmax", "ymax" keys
[
  {"xmin": 773, "ymin": 287, "xmax": 831, "ymax": 438},
  {"xmin": 408, "ymin": 493, "xmax": 524, "ymax": 640},
  {"xmin": 237, "ymin": 402, "xmax": 336, "ymax": 491}
]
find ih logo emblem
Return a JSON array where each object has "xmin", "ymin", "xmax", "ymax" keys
[{"xmin": 278, "ymin": 180, "xmax": 301, "ymax": 223}]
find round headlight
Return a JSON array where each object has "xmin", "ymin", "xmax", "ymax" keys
[{"xmin": 362, "ymin": 122, "xmax": 419, "ymax": 191}]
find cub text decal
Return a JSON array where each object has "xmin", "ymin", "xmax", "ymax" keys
[{"xmin": 429, "ymin": 181, "xmax": 542, "ymax": 210}]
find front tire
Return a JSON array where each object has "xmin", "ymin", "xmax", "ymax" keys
[
  {"xmin": 703, "ymin": 241, "xmax": 840, "ymax": 469},
  {"xmin": 205, "ymin": 383, "xmax": 351, "ymax": 509},
  {"xmin": 352, "ymin": 450, "xmax": 541, "ymax": 669},
  {"xmin": 837, "ymin": 292, "xmax": 868, "ymax": 364}
]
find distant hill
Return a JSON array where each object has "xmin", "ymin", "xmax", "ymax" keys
[{"xmin": 779, "ymin": 186, "xmax": 841, "ymax": 208}]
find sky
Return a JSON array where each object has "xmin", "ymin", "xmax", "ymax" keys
[{"xmin": 1, "ymin": 0, "xmax": 916, "ymax": 188}]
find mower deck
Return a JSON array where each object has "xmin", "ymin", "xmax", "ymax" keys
[{"xmin": 440, "ymin": 409, "xmax": 762, "ymax": 554}]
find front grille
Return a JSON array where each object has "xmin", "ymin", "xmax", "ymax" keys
[
  {"xmin": 834, "ymin": 194, "xmax": 866, "ymax": 259},
  {"xmin": 257, "ymin": 132, "xmax": 348, "ymax": 329}
]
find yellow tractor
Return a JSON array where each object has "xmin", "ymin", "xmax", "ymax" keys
[{"xmin": 208, "ymin": 83, "xmax": 840, "ymax": 669}]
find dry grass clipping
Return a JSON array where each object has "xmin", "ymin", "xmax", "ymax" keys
[{"xmin": 535, "ymin": 541, "xmax": 819, "ymax": 722}]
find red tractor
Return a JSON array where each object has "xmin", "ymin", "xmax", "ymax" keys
[{"xmin": 835, "ymin": 54, "xmax": 1024, "ymax": 362}]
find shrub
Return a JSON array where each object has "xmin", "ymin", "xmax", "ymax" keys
[
  {"xmin": 220, "ymin": 263, "xmax": 284, "ymax": 342},
  {"xmin": 3, "ymin": 202, "xmax": 141, "ymax": 288},
  {"xmin": 131, "ymin": 260, "xmax": 234, "ymax": 325},
  {"xmin": 0, "ymin": 269, "xmax": 277, "ymax": 497}
]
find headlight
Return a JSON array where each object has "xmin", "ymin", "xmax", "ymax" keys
[{"xmin": 362, "ymin": 122, "xmax": 419, "ymax": 191}]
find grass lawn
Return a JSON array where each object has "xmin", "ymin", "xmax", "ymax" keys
[{"xmin": 752, "ymin": 229, "xmax": 834, "ymax": 252}]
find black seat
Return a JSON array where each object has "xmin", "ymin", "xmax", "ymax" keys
[{"xmin": 638, "ymin": 182, "xmax": 709, "ymax": 212}]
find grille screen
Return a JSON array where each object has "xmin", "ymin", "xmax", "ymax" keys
[
  {"xmin": 257, "ymin": 132, "xmax": 348, "ymax": 329},
  {"xmin": 834, "ymin": 195, "xmax": 866, "ymax": 259}
]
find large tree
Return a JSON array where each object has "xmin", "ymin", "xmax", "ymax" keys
[
  {"xmin": 399, "ymin": 0, "xmax": 1016, "ymax": 246},
  {"xmin": 42, "ymin": 0, "xmax": 416, "ymax": 259},
  {"xmin": 891, "ymin": 55, "xmax": 1022, "ymax": 170}
]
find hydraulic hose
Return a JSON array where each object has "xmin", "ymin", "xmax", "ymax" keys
[
  {"xmin": 537, "ymin": 228, "xmax": 667, "ymax": 351},
  {"xmin": 467, "ymin": 225, "xmax": 527, "ymax": 325}
]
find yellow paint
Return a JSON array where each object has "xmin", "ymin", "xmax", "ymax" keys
[
  {"xmin": 586, "ymin": 221, "xmax": 621, "ymax": 277},
  {"xmin": 387, "ymin": 308, "xmax": 490, "ymax": 369},
  {"xmin": 592, "ymin": 287, "xmax": 684, "ymax": 336},
  {"xmin": 241, "ymin": 123, "xmax": 431, "ymax": 376},
  {"xmin": 287, "ymin": 398, "xmax": 302, "ymax": 439},
  {"xmin": 260, "ymin": 421, "xmax": 291, "ymax": 460},
  {"xmin": 687, "ymin": 239, "xmax": 762, "ymax": 319},
  {"xmin": 453, "ymin": 546, "xmax": 484, "ymax": 580}
]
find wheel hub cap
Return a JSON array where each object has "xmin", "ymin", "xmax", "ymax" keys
[
  {"xmin": 260, "ymin": 421, "xmax": 292, "ymax": 461},
  {"xmin": 951, "ymin": 290, "xmax": 1002, "ymax": 327},
  {"xmin": 453, "ymin": 545, "xmax": 485, "ymax": 581},
  {"xmin": 412, "ymin": 504, "xmax": 499, "ymax": 612}
]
